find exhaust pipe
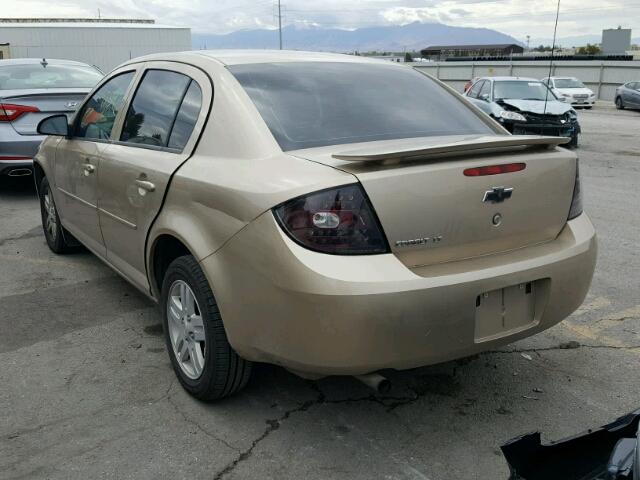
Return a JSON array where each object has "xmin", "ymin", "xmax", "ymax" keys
[
  {"xmin": 354, "ymin": 373, "xmax": 391, "ymax": 394},
  {"xmin": 8, "ymin": 168, "xmax": 32, "ymax": 177}
]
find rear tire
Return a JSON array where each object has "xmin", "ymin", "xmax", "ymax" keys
[
  {"xmin": 584, "ymin": 106, "xmax": 593, "ymax": 110},
  {"xmin": 38, "ymin": 176, "xmax": 73, "ymax": 254},
  {"xmin": 161, "ymin": 255, "xmax": 252, "ymax": 401},
  {"xmin": 615, "ymin": 97, "xmax": 624, "ymax": 110}
]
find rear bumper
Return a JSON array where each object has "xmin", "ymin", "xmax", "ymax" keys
[
  {"xmin": 202, "ymin": 212, "xmax": 597, "ymax": 376},
  {"xmin": 0, "ymin": 158, "xmax": 34, "ymax": 177},
  {"xmin": 0, "ymin": 128, "xmax": 43, "ymax": 176}
]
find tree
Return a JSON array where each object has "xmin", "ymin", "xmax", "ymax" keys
[
  {"xmin": 404, "ymin": 52, "xmax": 413, "ymax": 62},
  {"xmin": 576, "ymin": 43, "xmax": 601, "ymax": 55}
]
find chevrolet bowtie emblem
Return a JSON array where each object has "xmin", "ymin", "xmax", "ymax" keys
[{"xmin": 483, "ymin": 186, "xmax": 514, "ymax": 203}]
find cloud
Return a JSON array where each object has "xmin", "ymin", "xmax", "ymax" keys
[
  {"xmin": 1, "ymin": 0, "xmax": 634, "ymax": 39},
  {"xmin": 380, "ymin": 7, "xmax": 439, "ymax": 25}
]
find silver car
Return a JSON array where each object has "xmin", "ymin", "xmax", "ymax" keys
[
  {"xmin": 615, "ymin": 81, "xmax": 640, "ymax": 110},
  {"xmin": 0, "ymin": 58, "xmax": 103, "ymax": 179}
]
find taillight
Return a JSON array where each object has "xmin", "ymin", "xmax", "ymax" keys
[
  {"xmin": 464, "ymin": 163, "xmax": 526, "ymax": 176},
  {"xmin": 273, "ymin": 184, "xmax": 389, "ymax": 255},
  {"xmin": 0, "ymin": 103, "xmax": 40, "ymax": 122},
  {"xmin": 568, "ymin": 160, "xmax": 583, "ymax": 220}
]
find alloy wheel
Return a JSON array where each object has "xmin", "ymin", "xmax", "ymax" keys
[
  {"xmin": 43, "ymin": 191, "xmax": 58, "ymax": 241},
  {"xmin": 167, "ymin": 280, "xmax": 206, "ymax": 379}
]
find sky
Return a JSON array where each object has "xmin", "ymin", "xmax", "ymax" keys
[{"xmin": 3, "ymin": 0, "xmax": 637, "ymax": 42}]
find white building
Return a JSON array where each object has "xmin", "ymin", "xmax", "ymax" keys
[{"xmin": 0, "ymin": 18, "xmax": 191, "ymax": 72}]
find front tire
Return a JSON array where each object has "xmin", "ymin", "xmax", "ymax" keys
[
  {"xmin": 568, "ymin": 132, "xmax": 579, "ymax": 148},
  {"xmin": 38, "ymin": 176, "xmax": 72, "ymax": 254},
  {"xmin": 615, "ymin": 97, "xmax": 624, "ymax": 110},
  {"xmin": 161, "ymin": 255, "xmax": 252, "ymax": 401}
]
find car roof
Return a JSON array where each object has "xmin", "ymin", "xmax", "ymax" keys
[
  {"xmin": 0, "ymin": 58, "xmax": 95, "ymax": 67},
  {"xmin": 124, "ymin": 49, "xmax": 397, "ymax": 67}
]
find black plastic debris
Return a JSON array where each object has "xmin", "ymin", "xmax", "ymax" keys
[{"xmin": 501, "ymin": 409, "xmax": 640, "ymax": 480}]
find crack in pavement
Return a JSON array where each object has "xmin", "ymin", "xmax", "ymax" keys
[
  {"xmin": 484, "ymin": 341, "xmax": 640, "ymax": 355},
  {"xmin": 211, "ymin": 382, "xmax": 431, "ymax": 480},
  {"xmin": 0, "ymin": 227, "xmax": 43, "ymax": 247},
  {"xmin": 166, "ymin": 382, "xmax": 241, "ymax": 454}
]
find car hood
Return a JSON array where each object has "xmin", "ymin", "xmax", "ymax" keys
[
  {"xmin": 499, "ymin": 99, "xmax": 572, "ymax": 115},
  {"xmin": 554, "ymin": 87, "xmax": 593, "ymax": 96}
]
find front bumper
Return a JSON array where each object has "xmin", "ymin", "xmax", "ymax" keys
[
  {"xmin": 569, "ymin": 97, "xmax": 596, "ymax": 106},
  {"xmin": 512, "ymin": 122, "xmax": 580, "ymax": 138},
  {"xmin": 202, "ymin": 212, "xmax": 597, "ymax": 376}
]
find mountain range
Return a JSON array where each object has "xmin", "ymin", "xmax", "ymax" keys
[{"xmin": 192, "ymin": 22, "xmax": 523, "ymax": 53}]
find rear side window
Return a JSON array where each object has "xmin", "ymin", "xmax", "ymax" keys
[
  {"xmin": 230, "ymin": 62, "xmax": 494, "ymax": 151},
  {"xmin": 168, "ymin": 81, "xmax": 203, "ymax": 150},
  {"xmin": 120, "ymin": 70, "xmax": 200, "ymax": 149}
]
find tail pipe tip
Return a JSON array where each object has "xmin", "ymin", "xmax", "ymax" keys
[{"xmin": 354, "ymin": 373, "xmax": 391, "ymax": 394}]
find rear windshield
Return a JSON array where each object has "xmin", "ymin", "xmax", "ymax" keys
[
  {"xmin": 229, "ymin": 62, "xmax": 494, "ymax": 151},
  {"xmin": 0, "ymin": 63, "xmax": 103, "ymax": 90},
  {"xmin": 494, "ymin": 81, "xmax": 557, "ymax": 102}
]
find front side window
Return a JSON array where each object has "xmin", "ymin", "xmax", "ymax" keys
[
  {"xmin": 468, "ymin": 80, "xmax": 484, "ymax": 98},
  {"xmin": 75, "ymin": 72, "xmax": 135, "ymax": 140},
  {"xmin": 479, "ymin": 81, "xmax": 491, "ymax": 99},
  {"xmin": 120, "ymin": 70, "xmax": 195, "ymax": 148},
  {"xmin": 493, "ymin": 81, "xmax": 557, "ymax": 101},
  {"xmin": 229, "ymin": 62, "xmax": 494, "ymax": 151}
]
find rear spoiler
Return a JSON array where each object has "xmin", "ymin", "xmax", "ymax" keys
[{"xmin": 332, "ymin": 135, "xmax": 570, "ymax": 162}]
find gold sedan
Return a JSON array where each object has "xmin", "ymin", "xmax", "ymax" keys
[{"xmin": 34, "ymin": 50, "xmax": 597, "ymax": 400}]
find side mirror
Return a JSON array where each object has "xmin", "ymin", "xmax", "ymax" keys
[
  {"xmin": 480, "ymin": 93, "xmax": 490, "ymax": 101},
  {"xmin": 38, "ymin": 114, "xmax": 70, "ymax": 137}
]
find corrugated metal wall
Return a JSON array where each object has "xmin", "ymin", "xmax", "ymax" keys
[
  {"xmin": 412, "ymin": 60, "xmax": 640, "ymax": 101},
  {"xmin": 0, "ymin": 26, "xmax": 191, "ymax": 72}
]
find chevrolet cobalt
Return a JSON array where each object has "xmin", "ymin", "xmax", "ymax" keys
[{"xmin": 33, "ymin": 51, "xmax": 597, "ymax": 400}]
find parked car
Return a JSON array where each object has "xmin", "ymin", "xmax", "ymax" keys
[
  {"xmin": 0, "ymin": 58, "xmax": 103, "ymax": 179},
  {"xmin": 615, "ymin": 81, "xmax": 640, "ymax": 110},
  {"xmin": 465, "ymin": 76, "xmax": 581, "ymax": 147},
  {"xmin": 33, "ymin": 51, "xmax": 596, "ymax": 400},
  {"xmin": 541, "ymin": 76, "xmax": 596, "ymax": 108}
]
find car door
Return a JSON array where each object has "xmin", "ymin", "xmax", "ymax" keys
[
  {"xmin": 54, "ymin": 69, "xmax": 138, "ymax": 256},
  {"xmin": 97, "ymin": 62, "xmax": 211, "ymax": 291},
  {"xmin": 628, "ymin": 83, "xmax": 640, "ymax": 108}
]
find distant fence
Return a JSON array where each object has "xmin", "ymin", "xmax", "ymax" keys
[{"xmin": 411, "ymin": 60, "xmax": 640, "ymax": 101}]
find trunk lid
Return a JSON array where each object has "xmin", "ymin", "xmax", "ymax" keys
[
  {"xmin": 1, "ymin": 88, "xmax": 90, "ymax": 135},
  {"xmin": 292, "ymin": 134, "xmax": 577, "ymax": 268}
]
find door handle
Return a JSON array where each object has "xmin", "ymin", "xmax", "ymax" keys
[
  {"xmin": 135, "ymin": 179, "xmax": 156, "ymax": 193},
  {"xmin": 83, "ymin": 164, "xmax": 95, "ymax": 174}
]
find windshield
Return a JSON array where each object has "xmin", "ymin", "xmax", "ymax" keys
[
  {"xmin": 229, "ymin": 62, "xmax": 494, "ymax": 151},
  {"xmin": 0, "ymin": 63, "xmax": 103, "ymax": 90},
  {"xmin": 493, "ymin": 81, "xmax": 557, "ymax": 101},
  {"xmin": 554, "ymin": 78, "xmax": 585, "ymax": 88}
]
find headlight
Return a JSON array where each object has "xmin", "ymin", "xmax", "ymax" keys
[
  {"xmin": 499, "ymin": 110, "xmax": 527, "ymax": 122},
  {"xmin": 568, "ymin": 110, "xmax": 577, "ymax": 120},
  {"xmin": 562, "ymin": 93, "xmax": 572, "ymax": 97}
]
